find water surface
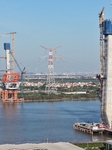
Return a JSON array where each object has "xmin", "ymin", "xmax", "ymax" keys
[{"xmin": 0, "ymin": 100, "xmax": 111, "ymax": 144}]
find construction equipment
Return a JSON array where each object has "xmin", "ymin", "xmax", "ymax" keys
[
  {"xmin": 97, "ymin": 7, "xmax": 112, "ymax": 128},
  {"xmin": 10, "ymin": 51, "xmax": 26, "ymax": 98},
  {"xmin": 0, "ymin": 43, "xmax": 24, "ymax": 102},
  {"xmin": 6, "ymin": 32, "xmax": 17, "ymax": 72},
  {"xmin": 99, "ymin": 7, "xmax": 105, "ymax": 76}
]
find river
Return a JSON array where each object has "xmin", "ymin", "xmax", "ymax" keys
[{"xmin": 0, "ymin": 99, "xmax": 111, "ymax": 144}]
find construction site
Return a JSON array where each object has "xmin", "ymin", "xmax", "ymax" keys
[
  {"xmin": 0, "ymin": 32, "xmax": 25, "ymax": 102},
  {"xmin": 1, "ymin": 5, "xmax": 112, "ymax": 138},
  {"xmin": 73, "ymin": 7, "xmax": 112, "ymax": 134}
]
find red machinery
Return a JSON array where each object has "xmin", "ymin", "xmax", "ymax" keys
[{"xmin": 0, "ymin": 43, "xmax": 24, "ymax": 102}]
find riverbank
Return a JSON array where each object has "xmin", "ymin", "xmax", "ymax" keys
[
  {"xmin": 0, "ymin": 97, "xmax": 99, "ymax": 103},
  {"xmin": 24, "ymin": 97, "xmax": 98, "ymax": 102},
  {"xmin": 22, "ymin": 92, "xmax": 99, "ymax": 102}
]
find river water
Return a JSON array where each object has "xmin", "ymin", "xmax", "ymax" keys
[{"xmin": 0, "ymin": 100, "xmax": 112, "ymax": 144}]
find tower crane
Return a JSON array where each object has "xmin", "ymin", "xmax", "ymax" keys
[
  {"xmin": 6, "ymin": 32, "xmax": 17, "ymax": 72},
  {"xmin": 96, "ymin": 7, "xmax": 105, "ymax": 96}
]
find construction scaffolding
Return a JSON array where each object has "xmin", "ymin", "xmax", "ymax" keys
[
  {"xmin": 98, "ymin": 8, "xmax": 112, "ymax": 128},
  {"xmin": 0, "ymin": 42, "xmax": 24, "ymax": 103}
]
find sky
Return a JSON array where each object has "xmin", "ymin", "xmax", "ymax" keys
[{"xmin": 0, "ymin": 0, "xmax": 112, "ymax": 74}]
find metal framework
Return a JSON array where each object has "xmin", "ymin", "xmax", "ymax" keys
[
  {"xmin": 40, "ymin": 46, "xmax": 61, "ymax": 94},
  {"xmin": 1, "ymin": 72, "xmax": 22, "ymax": 102},
  {"xmin": 98, "ymin": 7, "xmax": 106, "ymax": 124},
  {"xmin": 0, "ymin": 42, "xmax": 24, "ymax": 102},
  {"xmin": 99, "ymin": 7, "xmax": 105, "ymax": 76},
  {"xmin": 6, "ymin": 32, "xmax": 17, "ymax": 72}
]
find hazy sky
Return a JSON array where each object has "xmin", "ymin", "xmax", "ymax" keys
[{"xmin": 0, "ymin": 0, "xmax": 112, "ymax": 74}]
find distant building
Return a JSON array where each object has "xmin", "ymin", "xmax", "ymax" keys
[{"xmin": 63, "ymin": 92, "xmax": 87, "ymax": 94}]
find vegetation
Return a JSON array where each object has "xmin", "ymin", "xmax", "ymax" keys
[
  {"xmin": 72, "ymin": 142, "xmax": 105, "ymax": 150},
  {"xmin": 18, "ymin": 89, "xmax": 98, "ymax": 101},
  {"xmin": 55, "ymin": 78, "xmax": 99, "ymax": 83},
  {"xmin": 19, "ymin": 78, "xmax": 99, "ymax": 101},
  {"xmin": 57, "ymin": 85, "xmax": 98, "ymax": 92}
]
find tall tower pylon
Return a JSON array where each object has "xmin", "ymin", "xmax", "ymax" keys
[
  {"xmin": 98, "ymin": 7, "xmax": 112, "ymax": 128},
  {"xmin": 40, "ymin": 45, "xmax": 61, "ymax": 94}
]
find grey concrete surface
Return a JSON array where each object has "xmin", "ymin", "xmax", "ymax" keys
[{"xmin": 0, "ymin": 142, "xmax": 84, "ymax": 150}]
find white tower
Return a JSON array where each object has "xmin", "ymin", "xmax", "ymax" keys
[
  {"xmin": 4, "ymin": 43, "xmax": 11, "ymax": 72},
  {"xmin": 40, "ymin": 46, "xmax": 61, "ymax": 94},
  {"xmin": 99, "ymin": 17, "xmax": 112, "ymax": 128}
]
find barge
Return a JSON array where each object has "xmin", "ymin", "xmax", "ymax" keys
[{"xmin": 73, "ymin": 122, "xmax": 112, "ymax": 135}]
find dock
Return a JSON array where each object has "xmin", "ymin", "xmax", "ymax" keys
[{"xmin": 73, "ymin": 122, "xmax": 112, "ymax": 135}]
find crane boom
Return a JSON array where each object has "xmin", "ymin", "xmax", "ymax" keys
[
  {"xmin": 99, "ymin": 7, "xmax": 105, "ymax": 26},
  {"xmin": 99, "ymin": 7, "xmax": 105, "ymax": 17},
  {"xmin": 10, "ymin": 51, "xmax": 26, "ymax": 98},
  {"xmin": 10, "ymin": 52, "xmax": 22, "ymax": 72}
]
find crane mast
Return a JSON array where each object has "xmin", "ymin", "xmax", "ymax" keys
[{"xmin": 6, "ymin": 32, "xmax": 17, "ymax": 72}]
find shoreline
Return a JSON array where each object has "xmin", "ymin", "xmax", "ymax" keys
[
  {"xmin": 0, "ymin": 97, "xmax": 99, "ymax": 103},
  {"xmin": 24, "ymin": 97, "xmax": 99, "ymax": 102}
]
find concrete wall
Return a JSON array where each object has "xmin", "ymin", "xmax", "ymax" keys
[{"xmin": 105, "ymin": 35, "xmax": 112, "ymax": 128}]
